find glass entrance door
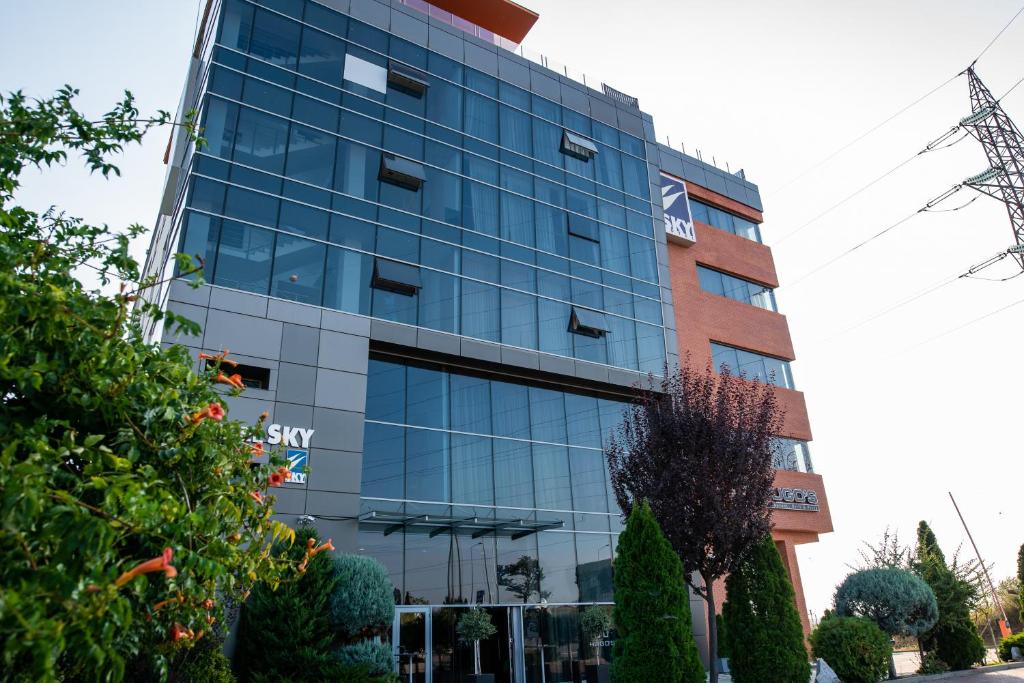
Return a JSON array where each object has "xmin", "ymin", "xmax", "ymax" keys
[{"xmin": 395, "ymin": 607, "xmax": 431, "ymax": 683}]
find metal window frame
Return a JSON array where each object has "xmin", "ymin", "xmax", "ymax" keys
[
  {"xmin": 379, "ymin": 152, "xmax": 426, "ymax": 190},
  {"xmin": 560, "ymin": 129, "xmax": 598, "ymax": 161},
  {"xmin": 569, "ymin": 306, "xmax": 609, "ymax": 338},
  {"xmin": 372, "ymin": 257, "xmax": 422, "ymax": 295},
  {"xmin": 387, "ymin": 60, "xmax": 430, "ymax": 97}
]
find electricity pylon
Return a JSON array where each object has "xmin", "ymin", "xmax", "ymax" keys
[{"xmin": 960, "ymin": 67, "xmax": 1024, "ymax": 270}]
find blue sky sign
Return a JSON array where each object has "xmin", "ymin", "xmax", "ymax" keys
[{"xmin": 660, "ymin": 171, "xmax": 696, "ymax": 246}]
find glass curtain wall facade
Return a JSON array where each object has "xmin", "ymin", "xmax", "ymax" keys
[{"xmin": 177, "ymin": 0, "xmax": 667, "ymax": 374}]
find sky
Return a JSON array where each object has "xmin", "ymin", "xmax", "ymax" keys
[{"xmin": 2, "ymin": 1, "xmax": 1022, "ymax": 619}]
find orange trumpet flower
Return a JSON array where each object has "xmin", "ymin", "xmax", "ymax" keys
[{"xmin": 114, "ymin": 548, "xmax": 177, "ymax": 587}]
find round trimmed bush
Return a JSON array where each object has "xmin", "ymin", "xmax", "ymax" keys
[
  {"xmin": 330, "ymin": 554, "xmax": 395, "ymax": 638},
  {"xmin": 998, "ymin": 631, "xmax": 1024, "ymax": 662},
  {"xmin": 834, "ymin": 568, "xmax": 938, "ymax": 637},
  {"xmin": 336, "ymin": 639, "xmax": 394, "ymax": 675},
  {"xmin": 810, "ymin": 616, "xmax": 891, "ymax": 683}
]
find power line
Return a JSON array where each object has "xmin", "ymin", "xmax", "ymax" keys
[
  {"xmin": 785, "ymin": 184, "xmax": 966, "ymax": 288},
  {"xmin": 773, "ymin": 127, "xmax": 966, "ymax": 246},
  {"xmin": 971, "ymin": 3, "xmax": 1024, "ymax": 65},
  {"xmin": 895, "ymin": 294, "xmax": 1024, "ymax": 355},
  {"xmin": 768, "ymin": 3, "xmax": 1024, "ymax": 197},
  {"xmin": 818, "ymin": 271, "xmax": 964, "ymax": 343},
  {"xmin": 767, "ymin": 74, "xmax": 961, "ymax": 196}
]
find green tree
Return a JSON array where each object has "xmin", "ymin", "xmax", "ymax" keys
[
  {"xmin": 723, "ymin": 536, "xmax": 810, "ymax": 683},
  {"xmin": 810, "ymin": 616, "xmax": 891, "ymax": 683},
  {"xmin": 235, "ymin": 527, "xmax": 346, "ymax": 682},
  {"xmin": 612, "ymin": 500, "xmax": 703, "ymax": 683},
  {"xmin": 834, "ymin": 567, "xmax": 939, "ymax": 678},
  {"xmin": 0, "ymin": 88, "xmax": 294, "ymax": 682},
  {"xmin": 1018, "ymin": 544, "xmax": 1024, "ymax": 612},
  {"xmin": 913, "ymin": 521, "xmax": 985, "ymax": 670}
]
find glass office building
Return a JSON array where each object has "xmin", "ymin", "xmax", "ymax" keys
[{"xmin": 143, "ymin": 0, "xmax": 686, "ymax": 680}]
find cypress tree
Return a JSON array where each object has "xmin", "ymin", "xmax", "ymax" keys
[
  {"xmin": 1018, "ymin": 544, "xmax": 1024, "ymax": 612},
  {"xmin": 612, "ymin": 500, "xmax": 704, "ymax": 683},
  {"xmin": 913, "ymin": 521, "xmax": 985, "ymax": 670},
  {"xmin": 722, "ymin": 535, "xmax": 810, "ymax": 683},
  {"xmin": 235, "ymin": 527, "xmax": 346, "ymax": 681}
]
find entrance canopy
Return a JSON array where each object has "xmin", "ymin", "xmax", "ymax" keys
[{"xmin": 359, "ymin": 509, "xmax": 563, "ymax": 540}]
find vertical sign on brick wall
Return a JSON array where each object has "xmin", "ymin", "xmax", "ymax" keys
[{"xmin": 660, "ymin": 171, "xmax": 696, "ymax": 246}]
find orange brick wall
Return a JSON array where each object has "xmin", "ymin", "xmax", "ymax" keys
[{"xmin": 668, "ymin": 179, "xmax": 832, "ymax": 639}]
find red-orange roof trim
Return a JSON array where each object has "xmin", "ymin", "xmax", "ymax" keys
[{"xmin": 426, "ymin": 0, "xmax": 539, "ymax": 43}]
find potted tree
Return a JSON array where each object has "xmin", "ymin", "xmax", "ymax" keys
[
  {"xmin": 456, "ymin": 607, "xmax": 498, "ymax": 683},
  {"xmin": 580, "ymin": 605, "xmax": 613, "ymax": 683}
]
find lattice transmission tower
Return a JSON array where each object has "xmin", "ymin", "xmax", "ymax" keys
[{"xmin": 960, "ymin": 67, "xmax": 1024, "ymax": 270}]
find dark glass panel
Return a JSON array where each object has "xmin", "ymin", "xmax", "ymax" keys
[
  {"xmin": 406, "ymin": 365, "xmax": 447, "ymax": 429},
  {"xmin": 418, "ymin": 269, "xmax": 459, "ymax": 334},
  {"xmin": 461, "ymin": 279, "xmax": 500, "ymax": 343},
  {"xmin": 451, "ymin": 434, "xmax": 493, "ymax": 506},
  {"xmin": 406, "ymin": 427, "xmax": 449, "ymax": 502},
  {"xmin": 234, "ymin": 107, "xmax": 289, "ymax": 174},
  {"xmin": 323, "ymin": 246, "xmax": 372, "ymax": 315},
  {"xmin": 269, "ymin": 233, "xmax": 325, "ymax": 305},
  {"xmin": 537, "ymin": 532, "xmax": 579, "ymax": 603},
  {"xmin": 450, "ymin": 374, "xmax": 491, "ymax": 435},
  {"xmin": 493, "ymin": 439, "xmax": 533, "ymax": 507},
  {"xmin": 501, "ymin": 289, "xmax": 537, "ymax": 350},
  {"xmin": 533, "ymin": 444, "xmax": 571, "ymax": 510},
  {"xmin": 361, "ymin": 422, "xmax": 405, "ymax": 498},
  {"xmin": 250, "ymin": 8, "xmax": 300, "ymax": 69},
  {"xmin": 490, "ymin": 382, "xmax": 530, "ymax": 440},
  {"xmin": 213, "ymin": 221, "xmax": 274, "ymax": 294},
  {"xmin": 366, "ymin": 359, "xmax": 405, "ymax": 423}
]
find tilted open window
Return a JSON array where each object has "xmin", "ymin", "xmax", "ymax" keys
[
  {"xmin": 387, "ymin": 61, "xmax": 429, "ymax": 97},
  {"xmin": 372, "ymin": 258, "xmax": 421, "ymax": 296},
  {"xmin": 570, "ymin": 307, "xmax": 609, "ymax": 338},
  {"xmin": 204, "ymin": 359, "xmax": 271, "ymax": 390},
  {"xmin": 379, "ymin": 153, "xmax": 426, "ymax": 190},
  {"xmin": 567, "ymin": 213, "xmax": 600, "ymax": 242},
  {"xmin": 561, "ymin": 129, "xmax": 598, "ymax": 161}
]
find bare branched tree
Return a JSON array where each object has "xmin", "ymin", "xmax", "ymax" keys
[{"xmin": 606, "ymin": 362, "xmax": 783, "ymax": 683}]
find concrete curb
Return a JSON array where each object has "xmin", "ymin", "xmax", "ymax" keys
[{"xmin": 895, "ymin": 661, "xmax": 1024, "ymax": 681}]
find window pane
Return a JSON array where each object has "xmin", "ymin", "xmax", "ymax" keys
[
  {"xmin": 538, "ymin": 299, "xmax": 572, "ymax": 357},
  {"xmin": 564, "ymin": 394, "xmax": 601, "ymax": 448},
  {"xmin": 605, "ymin": 315, "xmax": 638, "ymax": 371},
  {"xmin": 366, "ymin": 359, "xmax": 405, "ymax": 423},
  {"xmin": 278, "ymin": 201, "xmax": 328, "ymax": 239},
  {"xmin": 569, "ymin": 448, "xmax": 608, "ymax": 513},
  {"xmin": 500, "ymin": 193, "xmax": 534, "ymax": 247},
  {"xmin": 629, "ymin": 234, "xmax": 658, "ymax": 281},
  {"xmin": 500, "ymin": 105, "xmax": 532, "ymax": 155},
  {"xmin": 371, "ymin": 284, "xmax": 417, "ymax": 325},
  {"xmin": 450, "ymin": 374, "xmax": 491, "ymax": 434},
  {"xmin": 250, "ymin": 8, "xmax": 300, "ymax": 69},
  {"xmin": 451, "ymin": 434, "xmax": 493, "ymax": 505},
  {"xmin": 465, "ymin": 92, "xmax": 498, "ymax": 143},
  {"xmin": 461, "ymin": 279, "xmax": 500, "ymax": 342},
  {"xmin": 491, "ymin": 381, "xmax": 531, "ymax": 439},
  {"xmin": 529, "ymin": 388, "xmax": 566, "ymax": 444},
  {"xmin": 711, "ymin": 342, "xmax": 737, "ymax": 374},
  {"xmin": 575, "ymin": 533, "xmax": 614, "ymax": 602},
  {"xmin": 537, "ymin": 532, "xmax": 578, "ymax": 603},
  {"xmin": 214, "ymin": 221, "xmax": 275, "ymax": 294},
  {"xmin": 426, "ymin": 77, "xmax": 462, "ymax": 128},
  {"xmin": 234, "ymin": 107, "xmax": 289, "ymax": 174},
  {"xmin": 324, "ymin": 246, "xmax": 371, "ymax": 315},
  {"xmin": 501, "ymin": 289, "xmax": 537, "ymax": 350},
  {"xmin": 494, "ymin": 439, "xmax": 534, "ymax": 508},
  {"xmin": 202, "ymin": 98, "xmax": 238, "ymax": 160},
  {"xmin": 635, "ymin": 322, "xmax": 665, "ymax": 375},
  {"xmin": 285, "ymin": 123, "xmax": 335, "ymax": 187},
  {"xmin": 462, "ymin": 180, "xmax": 499, "ymax": 236},
  {"xmin": 533, "ymin": 444, "xmax": 571, "ymax": 510},
  {"xmin": 418, "ymin": 269, "xmax": 459, "ymax": 334},
  {"xmin": 178, "ymin": 212, "xmax": 221, "ymax": 281},
  {"xmin": 361, "ymin": 423, "xmax": 404, "ymax": 498},
  {"xmin": 406, "ymin": 427, "xmax": 449, "ymax": 502},
  {"xmin": 697, "ymin": 266, "xmax": 724, "ymax": 296},
  {"xmin": 297, "ymin": 26, "xmax": 346, "ymax": 85},
  {"xmin": 270, "ymin": 234, "xmax": 325, "ymax": 305},
  {"xmin": 406, "ymin": 365, "xmax": 447, "ymax": 429},
  {"xmin": 334, "ymin": 139, "xmax": 379, "ymax": 201},
  {"xmin": 423, "ymin": 166, "xmax": 462, "ymax": 224}
]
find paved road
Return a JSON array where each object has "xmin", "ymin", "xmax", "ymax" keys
[{"xmin": 945, "ymin": 670, "xmax": 1024, "ymax": 682}]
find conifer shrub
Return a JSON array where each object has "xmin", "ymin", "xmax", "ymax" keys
[
  {"xmin": 914, "ymin": 521, "xmax": 985, "ymax": 670},
  {"xmin": 998, "ymin": 632, "xmax": 1024, "ymax": 662},
  {"xmin": 175, "ymin": 638, "xmax": 235, "ymax": 683},
  {"xmin": 330, "ymin": 554, "xmax": 395, "ymax": 639},
  {"xmin": 612, "ymin": 500, "xmax": 703, "ymax": 683},
  {"xmin": 235, "ymin": 527, "xmax": 347, "ymax": 681},
  {"xmin": 809, "ymin": 616, "xmax": 891, "ymax": 683},
  {"xmin": 335, "ymin": 640, "xmax": 394, "ymax": 675},
  {"xmin": 722, "ymin": 536, "xmax": 810, "ymax": 683},
  {"xmin": 715, "ymin": 613, "xmax": 730, "ymax": 660}
]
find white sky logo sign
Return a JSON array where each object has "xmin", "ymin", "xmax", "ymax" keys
[
  {"xmin": 660, "ymin": 172, "xmax": 696, "ymax": 246},
  {"xmin": 261, "ymin": 424, "xmax": 314, "ymax": 486}
]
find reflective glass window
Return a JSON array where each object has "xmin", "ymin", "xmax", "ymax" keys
[
  {"xmin": 361, "ymin": 422, "xmax": 404, "ymax": 499},
  {"xmin": 234, "ymin": 107, "xmax": 289, "ymax": 174},
  {"xmin": 270, "ymin": 233, "xmax": 325, "ymax": 305},
  {"xmin": 323, "ymin": 246, "xmax": 372, "ymax": 315},
  {"xmin": 214, "ymin": 221, "xmax": 275, "ymax": 294}
]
